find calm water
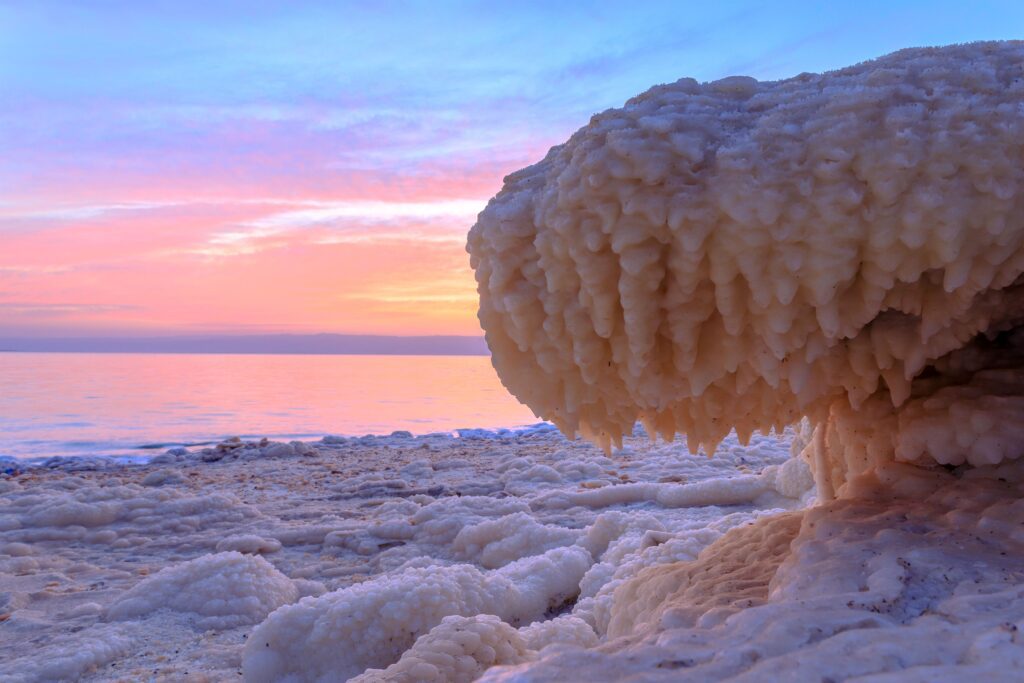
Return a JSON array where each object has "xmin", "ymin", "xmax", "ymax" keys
[{"xmin": 0, "ymin": 353, "xmax": 539, "ymax": 460}]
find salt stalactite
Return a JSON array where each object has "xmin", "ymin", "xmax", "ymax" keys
[{"xmin": 468, "ymin": 41, "xmax": 1024, "ymax": 498}]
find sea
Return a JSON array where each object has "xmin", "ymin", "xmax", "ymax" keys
[{"xmin": 0, "ymin": 352, "xmax": 539, "ymax": 462}]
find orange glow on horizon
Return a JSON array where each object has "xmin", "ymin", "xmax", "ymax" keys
[{"xmin": 0, "ymin": 190, "xmax": 508, "ymax": 337}]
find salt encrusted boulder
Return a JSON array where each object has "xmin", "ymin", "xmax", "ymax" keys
[
  {"xmin": 106, "ymin": 551, "xmax": 298, "ymax": 629},
  {"xmin": 468, "ymin": 41, "xmax": 1024, "ymax": 497}
]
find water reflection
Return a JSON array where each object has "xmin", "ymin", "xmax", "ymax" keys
[{"xmin": 0, "ymin": 353, "xmax": 539, "ymax": 459}]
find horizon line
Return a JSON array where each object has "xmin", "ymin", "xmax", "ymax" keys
[{"xmin": 0, "ymin": 333, "xmax": 491, "ymax": 356}]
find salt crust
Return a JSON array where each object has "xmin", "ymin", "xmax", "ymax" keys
[
  {"xmin": 107, "ymin": 551, "xmax": 298, "ymax": 629},
  {"xmin": 1, "ymin": 626, "xmax": 138, "ymax": 683},
  {"xmin": 0, "ymin": 427, "xmax": 805, "ymax": 680},
  {"xmin": 7, "ymin": 417, "xmax": 1020, "ymax": 680},
  {"xmin": 468, "ymin": 40, "xmax": 1024, "ymax": 497},
  {"xmin": 492, "ymin": 462, "xmax": 1024, "ymax": 682},
  {"xmin": 452, "ymin": 512, "xmax": 580, "ymax": 568}
]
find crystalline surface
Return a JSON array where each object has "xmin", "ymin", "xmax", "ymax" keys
[{"xmin": 468, "ymin": 41, "xmax": 1024, "ymax": 496}]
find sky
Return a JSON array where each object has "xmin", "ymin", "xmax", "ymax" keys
[{"xmin": 2, "ymin": 1, "xmax": 1023, "ymax": 339}]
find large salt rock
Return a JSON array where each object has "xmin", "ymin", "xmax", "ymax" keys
[
  {"xmin": 106, "ymin": 551, "xmax": 298, "ymax": 629},
  {"xmin": 468, "ymin": 41, "xmax": 1024, "ymax": 497}
]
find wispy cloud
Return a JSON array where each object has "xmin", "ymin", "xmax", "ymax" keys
[
  {"xmin": 1, "ymin": 201, "xmax": 176, "ymax": 222},
  {"xmin": 202, "ymin": 199, "xmax": 486, "ymax": 254},
  {"xmin": 0, "ymin": 302, "xmax": 140, "ymax": 316},
  {"xmin": 240, "ymin": 199, "xmax": 485, "ymax": 229},
  {"xmin": 0, "ymin": 265, "xmax": 74, "ymax": 275}
]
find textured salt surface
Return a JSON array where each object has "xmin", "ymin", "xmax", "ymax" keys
[
  {"xmin": 2, "ymin": 426, "xmax": 1022, "ymax": 681},
  {"xmin": 484, "ymin": 459, "xmax": 1024, "ymax": 682},
  {"xmin": 468, "ymin": 41, "xmax": 1024, "ymax": 495},
  {"xmin": 456, "ymin": 42, "xmax": 1024, "ymax": 680},
  {"xmin": 0, "ymin": 426, "xmax": 802, "ymax": 681}
]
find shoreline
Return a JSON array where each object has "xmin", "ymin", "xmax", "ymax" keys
[{"xmin": 0, "ymin": 423, "xmax": 559, "ymax": 469}]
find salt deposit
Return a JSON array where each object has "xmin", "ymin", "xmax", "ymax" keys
[
  {"xmin": 242, "ymin": 546, "xmax": 591, "ymax": 682},
  {"xmin": 468, "ymin": 40, "xmax": 1024, "ymax": 497},
  {"xmin": 349, "ymin": 615, "xmax": 532, "ymax": 683},
  {"xmin": 0, "ymin": 426, "xmax": 799, "ymax": 681},
  {"xmin": 482, "ymin": 462, "xmax": 1024, "ymax": 681},
  {"xmin": 1, "ymin": 414, "xmax": 1018, "ymax": 681},
  {"xmin": 106, "ymin": 551, "xmax": 298, "ymax": 628},
  {"xmin": 461, "ymin": 40, "xmax": 1024, "ymax": 682}
]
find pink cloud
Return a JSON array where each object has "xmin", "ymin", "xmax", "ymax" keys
[{"xmin": 0, "ymin": 192, "xmax": 490, "ymax": 336}]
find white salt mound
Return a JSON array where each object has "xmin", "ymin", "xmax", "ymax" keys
[
  {"xmin": 452, "ymin": 512, "xmax": 580, "ymax": 568},
  {"xmin": 519, "ymin": 614, "xmax": 599, "ymax": 650},
  {"xmin": 107, "ymin": 551, "xmax": 298, "ymax": 629},
  {"xmin": 216, "ymin": 534, "xmax": 283, "ymax": 554},
  {"xmin": 242, "ymin": 546, "xmax": 591, "ymax": 682},
  {"xmin": 468, "ymin": 40, "xmax": 1024, "ymax": 497},
  {"xmin": 349, "ymin": 615, "xmax": 532, "ymax": 683}
]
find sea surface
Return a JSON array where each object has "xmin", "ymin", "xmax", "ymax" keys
[{"xmin": 0, "ymin": 352, "xmax": 539, "ymax": 461}]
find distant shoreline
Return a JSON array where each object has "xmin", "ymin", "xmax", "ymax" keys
[
  {"xmin": 0, "ymin": 349, "xmax": 489, "ymax": 356},
  {"xmin": 0, "ymin": 333, "xmax": 490, "ymax": 356}
]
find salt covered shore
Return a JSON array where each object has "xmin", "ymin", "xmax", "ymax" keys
[
  {"xmin": 2, "ymin": 425, "xmax": 1022, "ymax": 681},
  {"xmin": 0, "ymin": 426, "xmax": 807, "ymax": 681}
]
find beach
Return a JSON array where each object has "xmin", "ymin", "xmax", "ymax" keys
[
  {"xmin": 4, "ymin": 423, "xmax": 1021, "ymax": 681},
  {"xmin": 0, "ymin": 425, "xmax": 804, "ymax": 681}
]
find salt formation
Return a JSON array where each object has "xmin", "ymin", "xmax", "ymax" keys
[
  {"xmin": 0, "ymin": 424, "xmax": 807, "ymax": 680},
  {"xmin": 349, "ymin": 615, "xmax": 532, "ymax": 683},
  {"xmin": 481, "ymin": 461, "xmax": 1024, "ymax": 681},
  {"xmin": 1, "ymin": 625, "xmax": 139, "ymax": 683},
  {"xmin": 242, "ymin": 546, "xmax": 591, "ymax": 681},
  {"xmin": 468, "ymin": 41, "xmax": 1024, "ymax": 497},
  {"xmin": 106, "ymin": 551, "xmax": 298, "ymax": 629},
  {"xmin": 216, "ymin": 534, "xmax": 284, "ymax": 554},
  {"xmin": 452, "ymin": 512, "xmax": 580, "ymax": 567}
]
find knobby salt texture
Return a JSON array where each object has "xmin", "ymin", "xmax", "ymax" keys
[
  {"xmin": 349, "ymin": 615, "xmax": 532, "ymax": 683},
  {"xmin": 106, "ymin": 551, "xmax": 298, "ymax": 629},
  {"xmin": 242, "ymin": 546, "xmax": 592, "ymax": 681},
  {"xmin": 468, "ymin": 41, "xmax": 1024, "ymax": 497},
  {"xmin": 0, "ymin": 430, "xmax": 800, "ymax": 681},
  {"xmin": 481, "ymin": 461, "xmax": 1024, "ymax": 682}
]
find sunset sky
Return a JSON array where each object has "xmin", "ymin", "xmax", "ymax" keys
[{"xmin": 2, "ymin": 1, "xmax": 1022, "ymax": 338}]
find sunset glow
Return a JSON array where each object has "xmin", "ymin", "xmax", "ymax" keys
[{"xmin": 3, "ymin": 1, "xmax": 1021, "ymax": 337}]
